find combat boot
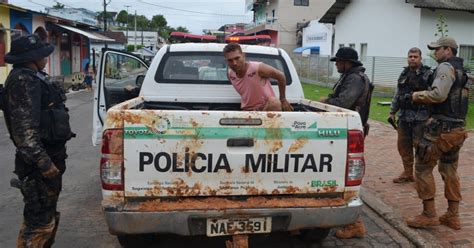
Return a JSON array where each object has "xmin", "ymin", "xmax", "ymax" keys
[
  {"xmin": 393, "ymin": 166, "xmax": 414, "ymax": 183},
  {"xmin": 439, "ymin": 201, "xmax": 461, "ymax": 230},
  {"xmin": 335, "ymin": 218, "xmax": 365, "ymax": 239},
  {"xmin": 406, "ymin": 199, "xmax": 440, "ymax": 228}
]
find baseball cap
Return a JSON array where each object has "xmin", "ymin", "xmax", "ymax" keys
[{"xmin": 427, "ymin": 36, "xmax": 458, "ymax": 50}]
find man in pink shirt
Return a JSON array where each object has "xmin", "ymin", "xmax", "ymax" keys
[{"xmin": 223, "ymin": 43, "xmax": 293, "ymax": 111}]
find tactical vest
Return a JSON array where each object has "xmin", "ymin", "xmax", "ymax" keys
[
  {"xmin": 3, "ymin": 67, "xmax": 74, "ymax": 146},
  {"xmin": 432, "ymin": 59, "xmax": 469, "ymax": 121},
  {"xmin": 397, "ymin": 66, "xmax": 432, "ymax": 110}
]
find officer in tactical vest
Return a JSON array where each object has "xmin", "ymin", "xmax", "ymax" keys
[
  {"xmin": 2, "ymin": 34, "xmax": 74, "ymax": 247},
  {"xmin": 389, "ymin": 47, "xmax": 433, "ymax": 183},
  {"xmin": 321, "ymin": 47, "xmax": 373, "ymax": 239},
  {"xmin": 406, "ymin": 37, "xmax": 469, "ymax": 230}
]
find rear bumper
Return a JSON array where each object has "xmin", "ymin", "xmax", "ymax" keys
[{"xmin": 104, "ymin": 197, "xmax": 363, "ymax": 235}]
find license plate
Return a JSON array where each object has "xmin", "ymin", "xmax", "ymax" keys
[{"xmin": 206, "ymin": 217, "xmax": 272, "ymax": 237}]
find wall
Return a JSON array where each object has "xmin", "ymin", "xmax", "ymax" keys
[
  {"xmin": 302, "ymin": 20, "xmax": 332, "ymax": 55},
  {"xmin": 334, "ymin": 0, "xmax": 421, "ymax": 57},
  {"xmin": 419, "ymin": 8, "xmax": 474, "ymax": 58},
  {"xmin": 9, "ymin": 9, "xmax": 32, "ymax": 33},
  {"xmin": 0, "ymin": 6, "xmax": 10, "ymax": 84}
]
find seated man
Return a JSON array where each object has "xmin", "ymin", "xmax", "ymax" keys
[{"xmin": 223, "ymin": 43, "xmax": 293, "ymax": 111}]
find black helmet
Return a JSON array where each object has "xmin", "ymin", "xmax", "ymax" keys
[
  {"xmin": 330, "ymin": 47, "xmax": 363, "ymax": 66},
  {"xmin": 5, "ymin": 34, "xmax": 54, "ymax": 64}
]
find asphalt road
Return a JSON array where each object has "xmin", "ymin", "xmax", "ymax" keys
[{"xmin": 0, "ymin": 91, "xmax": 413, "ymax": 248}]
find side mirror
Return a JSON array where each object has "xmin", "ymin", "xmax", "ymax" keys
[{"xmin": 136, "ymin": 75, "xmax": 145, "ymax": 88}]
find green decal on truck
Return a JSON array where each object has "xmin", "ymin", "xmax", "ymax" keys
[{"xmin": 123, "ymin": 126, "xmax": 347, "ymax": 140}]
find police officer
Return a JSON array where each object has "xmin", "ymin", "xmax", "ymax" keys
[
  {"xmin": 321, "ymin": 47, "xmax": 372, "ymax": 239},
  {"xmin": 3, "ymin": 34, "xmax": 74, "ymax": 247},
  {"xmin": 389, "ymin": 47, "xmax": 432, "ymax": 183},
  {"xmin": 406, "ymin": 37, "xmax": 468, "ymax": 230}
]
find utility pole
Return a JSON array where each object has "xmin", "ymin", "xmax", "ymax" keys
[
  {"xmin": 103, "ymin": 0, "xmax": 111, "ymax": 48},
  {"xmin": 124, "ymin": 5, "xmax": 131, "ymax": 45},
  {"xmin": 134, "ymin": 10, "xmax": 137, "ymax": 52}
]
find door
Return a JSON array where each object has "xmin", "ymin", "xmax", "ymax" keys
[{"xmin": 92, "ymin": 49, "xmax": 148, "ymax": 146}]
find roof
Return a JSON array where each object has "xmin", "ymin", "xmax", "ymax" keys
[
  {"xmin": 319, "ymin": 0, "xmax": 351, "ymax": 24},
  {"xmin": 406, "ymin": 0, "xmax": 474, "ymax": 12},
  {"xmin": 320, "ymin": 0, "xmax": 474, "ymax": 24},
  {"xmin": 98, "ymin": 31, "xmax": 127, "ymax": 43}
]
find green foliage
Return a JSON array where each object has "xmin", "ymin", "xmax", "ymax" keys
[
  {"xmin": 302, "ymin": 83, "xmax": 474, "ymax": 129},
  {"xmin": 151, "ymin": 15, "xmax": 167, "ymax": 30},
  {"xmin": 116, "ymin": 10, "xmax": 128, "ymax": 24},
  {"xmin": 175, "ymin": 26, "xmax": 189, "ymax": 33},
  {"xmin": 435, "ymin": 14, "xmax": 449, "ymax": 37},
  {"xmin": 127, "ymin": 44, "xmax": 144, "ymax": 52}
]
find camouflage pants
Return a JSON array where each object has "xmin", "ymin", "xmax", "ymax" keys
[
  {"xmin": 397, "ymin": 120, "xmax": 424, "ymax": 170},
  {"xmin": 414, "ymin": 126, "xmax": 468, "ymax": 201},
  {"xmin": 15, "ymin": 156, "xmax": 65, "ymax": 248}
]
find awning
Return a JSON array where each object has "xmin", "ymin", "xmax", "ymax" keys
[
  {"xmin": 293, "ymin": 46, "xmax": 320, "ymax": 54},
  {"xmin": 56, "ymin": 24, "xmax": 115, "ymax": 42}
]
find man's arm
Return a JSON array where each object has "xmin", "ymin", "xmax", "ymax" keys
[
  {"xmin": 8, "ymin": 76, "xmax": 56, "ymax": 176},
  {"xmin": 258, "ymin": 63, "xmax": 293, "ymax": 111},
  {"xmin": 326, "ymin": 74, "xmax": 365, "ymax": 109},
  {"xmin": 412, "ymin": 63, "xmax": 454, "ymax": 104}
]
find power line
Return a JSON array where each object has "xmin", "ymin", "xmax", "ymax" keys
[{"xmin": 138, "ymin": 0, "xmax": 248, "ymax": 17}]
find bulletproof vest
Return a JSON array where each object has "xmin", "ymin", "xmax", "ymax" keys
[
  {"xmin": 3, "ymin": 67, "xmax": 73, "ymax": 146},
  {"xmin": 397, "ymin": 66, "xmax": 432, "ymax": 110},
  {"xmin": 432, "ymin": 58, "xmax": 469, "ymax": 121}
]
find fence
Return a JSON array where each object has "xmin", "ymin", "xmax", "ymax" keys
[{"xmin": 291, "ymin": 54, "xmax": 474, "ymax": 100}]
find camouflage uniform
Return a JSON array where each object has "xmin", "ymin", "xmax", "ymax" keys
[
  {"xmin": 2, "ymin": 35, "xmax": 73, "ymax": 247},
  {"xmin": 407, "ymin": 37, "xmax": 469, "ymax": 230},
  {"xmin": 390, "ymin": 65, "xmax": 432, "ymax": 183}
]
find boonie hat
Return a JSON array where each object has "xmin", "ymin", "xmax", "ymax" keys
[
  {"xmin": 427, "ymin": 36, "xmax": 458, "ymax": 50},
  {"xmin": 5, "ymin": 34, "xmax": 54, "ymax": 64},
  {"xmin": 330, "ymin": 47, "xmax": 363, "ymax": 66}
]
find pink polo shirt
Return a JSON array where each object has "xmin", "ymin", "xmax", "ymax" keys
[{"xmin": 228, "ymin": 61, "xmax": 276, "ymax": 110}]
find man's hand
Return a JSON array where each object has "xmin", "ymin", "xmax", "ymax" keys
[
  {"xmin": 388, "ymin": 113, "xmax": 396, "ymax": 123},
  {"xmin": 42, "ymin": 164, "xmax": 59, "ymax": 179},
  {"xmin": 281, "ymin": 99, "xmax": 293, "ymax": 111}
]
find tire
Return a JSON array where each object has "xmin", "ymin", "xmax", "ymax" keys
[
  {"xmin": 117, "ymin": 234, "xmax": 157, "ymax": 247},
  {"xmin": 299, "ymin": 228, "xmax": 331, "ymax": 242}
]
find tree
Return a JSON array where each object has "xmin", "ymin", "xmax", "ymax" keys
[
  {"xmin": 52, "ymin": 2, "xmax": 65, "ymax": 9},
  {"xmin": 116, "ymin": 10, "xmax": 128, "ymax": 24},
  {"xmin": 435, "ymin": 14, "xmax": 449, "ymax": 37},
  {"xmin": 151, "ymin": 15, "xmax": 167, "ymax": 31},
  {"xmin": 175, "ymin": 26, "xmax": 189, "ymax": 33}
]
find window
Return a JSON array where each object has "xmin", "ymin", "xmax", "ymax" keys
[
  {"xmin": 349, "ymin": 43, "xmax": 355, "ymax": 49},
  {"xmin": 155, "ymin": 52, "xmax": 292, "ymax": 85},
  {"xmin": 339, "ymin": 44, "xmax": 344, "ymax": 49},
  {"xmin": 459, "ymin": 45, "xmax": 474, "ymax": 63},
  {"xmin": 294, "ymin": 0, "xmax": 309, "ymax": 6},
  {"xmin": 360, "ymin": 43, "xmax": 367, "ymax": 60}
]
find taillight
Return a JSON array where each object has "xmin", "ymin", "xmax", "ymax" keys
[
  {"xmin": 346, "ymin": 130, "xmax": 365, "ymax": 186},
  {"xmin": 101, "ymin": 129, "xmax": 124, "ymax": 190}
]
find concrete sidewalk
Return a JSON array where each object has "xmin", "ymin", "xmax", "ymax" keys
[{"xmin": 362, "ymin": 120, "xmax": 474, "ymax": 247}]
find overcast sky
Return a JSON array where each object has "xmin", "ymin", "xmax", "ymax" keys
[{"xmin": 9, "ymin": 0, "xmax": 253, "ymax": 34}]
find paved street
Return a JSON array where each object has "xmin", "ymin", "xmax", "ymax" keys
[{"xmin": 0, "ymin": 92, "xmax": 413, "ymax": 247}]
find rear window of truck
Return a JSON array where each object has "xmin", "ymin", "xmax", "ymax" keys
[{"xmin": 154, "ymin": 52, "xmax": 292, "ymax": 85}]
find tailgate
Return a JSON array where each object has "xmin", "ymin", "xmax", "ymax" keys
[{"xmin": 123, "ymin": 110, "xmax": 348, "ymax": 197}]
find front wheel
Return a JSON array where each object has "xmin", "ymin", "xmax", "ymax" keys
[
  {"xmin": 117, "ymin": 234, "xmax": 157, "ymax": 247},
  {"xmin": 299, "ymin": 228, "xmax": 331, "ymax": 242}
]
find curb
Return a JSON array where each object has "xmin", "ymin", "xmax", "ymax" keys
[{"xmin": 361, "ymin": 187, "xmax": 443, "ymax": 248}]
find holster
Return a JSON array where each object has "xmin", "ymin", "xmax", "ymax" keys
[{"xmin": 416, "ymin": 120, "xmax": 441, "ymax": 163}]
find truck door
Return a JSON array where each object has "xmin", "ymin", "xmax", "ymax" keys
[{"xmin": 92, "ymin": 49, "xmax": 149, "ymax": 146}]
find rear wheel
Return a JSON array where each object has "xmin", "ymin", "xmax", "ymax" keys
[
  {"xmin": 117, "ymin": 234, "xmax": 157, "ymax": 247},
  {"xmin": 299, "ymin": 228, "xmax": 331, "ymax": 242}
]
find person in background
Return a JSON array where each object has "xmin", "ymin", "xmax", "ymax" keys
[{"xmin": 84, "ymin": 62, "xmax": 94, "ymax": 92}]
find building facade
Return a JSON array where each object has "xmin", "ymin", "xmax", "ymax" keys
[{"xmin": 244, "ymin": 0, "xmax": 334, "ymax": 53}]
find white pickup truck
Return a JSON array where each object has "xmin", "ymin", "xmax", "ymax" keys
[{"xmin": 92, "ymin": 43, "xmax": 365, "ymax": 247}]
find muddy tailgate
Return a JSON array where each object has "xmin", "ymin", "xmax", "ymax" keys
[{"xmin": 122, "ymin": 110, "xmax": 348, "ymax": 197}]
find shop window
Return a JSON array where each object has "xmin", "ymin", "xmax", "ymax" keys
[
  {"xmin": 360, "ymin": 43, "xmax": 367, "ymax": 60},
  {"xmin": 294, "ymin": 0, "xmax": 309, "ymax": 6}
]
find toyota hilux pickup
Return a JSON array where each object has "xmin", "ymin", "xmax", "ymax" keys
[{"xmin": 92, "ymin": 43, "xmax": 365, "ymax": 247}]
